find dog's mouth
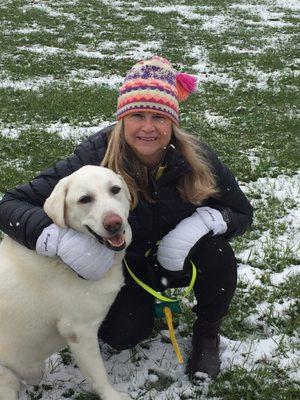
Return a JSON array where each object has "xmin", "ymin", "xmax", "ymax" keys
[{"xmin": 86, "ymin": 226, "xmax": 126, "ymax": 251}]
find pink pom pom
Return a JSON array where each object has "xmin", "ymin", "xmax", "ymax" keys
[{"xmin": 176, "ymin": 72, "xmax": 197, "ymax": 101}]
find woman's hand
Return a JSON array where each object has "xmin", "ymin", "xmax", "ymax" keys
[
  {"xmin": 157, "ymin": 207, "xmax": 227, "ymax": 272},
  {"xmin": 36, "ymin": 224, "xmax": 114, "ymax": 280},
  {"xmin": 196, "ymin": 206, "xmax": 227, "ymax": 236},
  {"xmin": 157, "ymin": 212, "xmax": 210, "ymax": 271}
]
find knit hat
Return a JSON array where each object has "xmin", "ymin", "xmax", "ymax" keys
[{"xmin": 116, "ymin": 56, "xmax": 197, "ymax": 125}]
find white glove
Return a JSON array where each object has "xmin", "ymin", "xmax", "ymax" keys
[
  {"xmin": 196, "ymin": 207, "xmax": 227, "ymax": 236},
  {"xmin": 157, "ymin": 212, "xmax": 210, "ymax": 271},
  {"xmin": 36, "ymin": 224, "xmax": 115, "ymax": 280}
]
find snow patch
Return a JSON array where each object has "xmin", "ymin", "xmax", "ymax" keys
[
  {"xmin": 0, "ymin": 76, "xmax": 55, "ymax": 91},
  {"xmin": 270, "ymin": 265, "xmax": 300, "ymax": 285},
  {"xmin": 45, "ymin": 121, "xmax": 112, "ymax": 141}
]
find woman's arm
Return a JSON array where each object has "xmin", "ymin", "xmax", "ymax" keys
[
  {"xmin": 204, "ymin": 147, "xmax": 253, "ymax": 239},
  {"xmin": 0, "ymin": 127, "xmax": 111, "ymax": 249},
  {"xmin": 157, "ymin": 146, "xmax": 253, "ymax": 272}
]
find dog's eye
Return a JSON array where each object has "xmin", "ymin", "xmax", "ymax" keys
[
  {"xmin": 78, "ymin": 195, "xmax": 93, "ymax": 204},
  {"xmin": 111, "ymin": 185, "xmax": 121, "ymax": 195}
]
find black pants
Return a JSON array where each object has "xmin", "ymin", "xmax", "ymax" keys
[{"xmin": 98, "ymin": 235, "xmax": 237, "ymax": 351}]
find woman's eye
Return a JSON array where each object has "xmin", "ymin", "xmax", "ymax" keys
[
  {"xmin": 78, "ymin": 195, "xmax": 93, "ymax": 204},
  {"xmin": 111, "ymin": 185, "xmax": 121, "ymax": 195},
  {"xmin": 153, "ymin": 114, "xmax": 165, "ymax": 121}
]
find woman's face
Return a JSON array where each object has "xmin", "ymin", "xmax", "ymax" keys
[{"xmin": 123, "ymin": 111, "xmax": 172, "ymax": 166}]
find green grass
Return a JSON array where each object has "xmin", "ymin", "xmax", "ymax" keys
[
  {"xmin": 210, "ymin": 364, "xmax": 300, "ymax": 400},
  {"xmin": 0, "ymin": 1, "xmax": 299, "ymax": 399}
]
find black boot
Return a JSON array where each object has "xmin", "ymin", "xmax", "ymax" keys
[{"xmin": 187, "ymin": 318, "xmax": 222, "ymax": 380}]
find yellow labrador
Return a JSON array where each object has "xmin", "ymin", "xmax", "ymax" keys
[{"xmin": 0, "ymin": 166, "xmax": 132, "ymax": 400}]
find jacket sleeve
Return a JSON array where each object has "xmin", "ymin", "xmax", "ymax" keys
[
  {"xmin": 204, "ymin": 146, "xmax": 254, "ymax": 239},
  {"xmin": 0, "ymin": 126, "xmax": 112, "ymax": 250}
]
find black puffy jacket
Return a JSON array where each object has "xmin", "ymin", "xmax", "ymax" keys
[{"xmin": 0, "ymin": 125, "xmax": 253, "ymax": 260}]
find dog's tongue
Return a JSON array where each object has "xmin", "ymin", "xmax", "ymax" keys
[{"xmin": 109, "ymin": 233, "xmax": 125, "ymax": 247}]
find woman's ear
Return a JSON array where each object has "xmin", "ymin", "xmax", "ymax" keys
[{"xmin": 44, "ymin": 176, "xmax": 70, "ymax": 228}]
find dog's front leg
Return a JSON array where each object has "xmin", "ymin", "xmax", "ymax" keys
[{"xmin": 57, "ymin": 321, "xmax": 131, "ymax": 400}]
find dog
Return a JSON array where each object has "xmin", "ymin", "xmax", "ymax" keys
[{"xmin": 0, "ymin": 166, "xmax": 132, "ymax": 400}]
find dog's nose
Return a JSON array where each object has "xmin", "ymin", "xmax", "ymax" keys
[{"xmin": 103, "ymin": 213, "xmax": 122, "ymax": 234}]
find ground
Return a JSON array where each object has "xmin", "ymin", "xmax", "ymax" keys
[{"xmin": 0, "ymin": 1, "xmax": 299, "ymax": 399}]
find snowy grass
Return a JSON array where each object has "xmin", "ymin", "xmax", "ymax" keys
[{"xmin": 0, "ymin": 0, "xmax": 299, "ymax": 399}]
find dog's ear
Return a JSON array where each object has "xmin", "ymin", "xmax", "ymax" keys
[
  {"xmin": 118, "ymin": 174, "xmax": 132, "ymax": 208},
  {"xmin": 44, "ymin": 176, "xmax": 70, "ymax": 228}
]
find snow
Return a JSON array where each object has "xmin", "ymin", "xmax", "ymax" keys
[
  {"xmin": 202, "ymin": 15, "xmax": 233, "ymax": 33},
  {"xmin": 69, "ymin": 69, "xmax": 123, "ymax": 87},
  {"xmin": 221, "ymin": 334, "xmax": 298, "ymax": 370},
  {"xmin": 0, "ymin": 123, "xmax": 32, "ymax": 139},
  {"xmin": 44, "ymin": 121, "xmax": 112, "ymax": 140},
  {"xmin": 0, "ymin": 121, "xmax": 112, "ymax": 141},
  {"xmin": 241, "ymin": 172, "xmax": 300, "ymax": 264},
  {"xmin": 270, "ymin": 265, "xmax": 300, "ymax": 285},
  {"xmin": 20, "ymin": 2, "xmax": 79, "ymax": 21},
  {"xmin": 17, "ymin": 45, "xmax": 63, "ymax": 55},
  {"xmin": 0, "ymin": 76, "xmax": 55, "ymax": 91},
  {"xmin": 237, "ymin": 264, "xmax": 266, "ymax": 287},
  {"xmin": 275, "ymin": 0, "xmax": 300, "ymax": 9},
  {"xmin": 203, "ymin": 111, "xmax": 231, "ymax": 128}
]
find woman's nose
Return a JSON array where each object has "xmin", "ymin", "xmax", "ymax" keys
[{"xmin": 142, "ymin": 116, "xmax": 155, "ymax": 131}]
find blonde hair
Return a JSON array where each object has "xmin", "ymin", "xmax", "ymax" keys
[{"xmin": 101, "ymin": 121, "xmax": 218, "ymax": 209}]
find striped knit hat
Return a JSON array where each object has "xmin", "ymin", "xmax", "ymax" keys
[{"xmin": 116, "ymin": 56, "xmax": 197, "ymax": 125}]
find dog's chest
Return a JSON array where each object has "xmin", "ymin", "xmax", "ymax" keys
[{"xmin": 55, "ymin": 268, "xmax": 124, "ymax": 322}]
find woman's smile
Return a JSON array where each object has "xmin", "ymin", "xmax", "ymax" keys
[{"xmin": 137, "ymin": 136, "xmax": 157, "ymax": 141}]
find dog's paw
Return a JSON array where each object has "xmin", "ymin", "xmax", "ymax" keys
[
  {"xmin": 118, "ymin": 394, "xmax": 132, "ymax": 400},
  {"xmin": 112, "ymin": 393, "xmax": 132, "ymax": 400},
  {"xmin": 120, "ymin": 395, "xmax": 132, "ymax": 400},
  {"xmin": 102, "ymin": 391, "xmax": 131, "ymax": 400}
]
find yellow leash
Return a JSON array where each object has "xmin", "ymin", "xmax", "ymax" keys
[
  {"xmin": 124, "ymin": 259, "xmax": 197, "ymax": 364},
  {"xmin": 124, "ymin": 259, "xmax": 197, "ymax": 302},
  {"xmin": 163, "ymin": 306, "xmax": 184, "ymax": 364}
]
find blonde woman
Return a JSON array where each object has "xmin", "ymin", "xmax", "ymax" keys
[{"xmin": 0, "ymin": 56, "xmax": 253, "ymax": 380}]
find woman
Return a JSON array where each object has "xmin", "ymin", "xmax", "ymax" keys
[{"xmin": 0, "ymin": 56, "xmax": 253, "ymax": 380}]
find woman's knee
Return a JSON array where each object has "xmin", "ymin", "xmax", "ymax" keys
[
  {"xmin": 191, "ymin": 235, "xmax": 237, "ymax": 295},
  {"xmin": 98, "ymin": 284, "xmax": 155, "ymax": 350},
  {"xmin": 191, "ymin": 236, "xmax": 238, "ymax": 318},
  {"xmin": 99, "ymin": 317, "xmax": 154, "ymax": 350},
  {"xmin": 193, "ymin": 235, "xmax": 237, "ymax": 273}
]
